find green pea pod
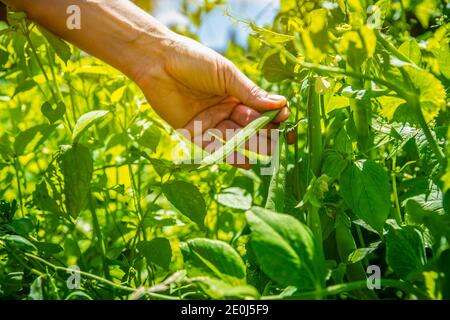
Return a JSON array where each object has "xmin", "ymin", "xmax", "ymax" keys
[
  {"xmin": 265, "ymin": 131, "xmax": 287, "ymax": 212},
  {"xmin": 200, "ymin": 109, "xmax": 281, "ymax": 168},
  {"xmin": 348, "ymin": 70, "xmax": 370, "ymax": 153}
]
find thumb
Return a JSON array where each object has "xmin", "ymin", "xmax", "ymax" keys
[{"xmin": 226, "ymin": 63, "xmax": 287, "ymax": 111}]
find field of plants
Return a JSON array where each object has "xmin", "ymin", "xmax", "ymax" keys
[{"xmin": 0, "ymin": 0, "xmax": 449, "ymax": 300}]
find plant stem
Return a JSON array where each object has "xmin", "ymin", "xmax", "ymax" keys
[
  {"xmin": 23, "ymin": 252, "xmax": 179, "ymax": 300},
  {"xmin": 13, "ymin": 156, "xmax": 24, "ymax": 217},
  {"xmin": 391, "ymin": 157, "xmax": 403, "ymax": 224},
  {"xmin": 88, "ymin": 194, "xmax": 110, "ymax": 280},
  {"xmin": 262, "ymin": 279, "xmax": 429, "ymax": 300}
]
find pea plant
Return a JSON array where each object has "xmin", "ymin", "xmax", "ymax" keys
[{"xmin": 0, "ymin": 0, "xmax": 449, "ymax": 300}]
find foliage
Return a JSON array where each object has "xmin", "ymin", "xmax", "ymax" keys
[{"xmin": 0, "ymin": 0, "xmax": 449, "ymax": 300}]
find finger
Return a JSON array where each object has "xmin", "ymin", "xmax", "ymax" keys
[
  {"xmin": 225, "ymin": 62, "xmax": 287, "ymax": 112},
  {"xmin": 184, "ymin": 101, "xmax": 238, "ymax": 138}
]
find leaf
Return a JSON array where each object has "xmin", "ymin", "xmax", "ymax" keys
[
  {"xmin": 340, "ymin": 160, "xmax": 390, "ymax": 234},
  {"xmin": 399, "ymin": 39, "xmax": 422, "ymax": 65},
  {"xmin": 414, "ymin": 0, "xmax": 436, "ymax": 28},
  {"xmin": 162, "ymin": 180, "xmax": 206, "ymax": 226},
  {"xmin": 14, "ymin": 124, "xmax": 54, "ymax": 156},
  {"xmin": 348, "ymin": 241, "xmax": 381, "ymax": 264},
  {"xmin": 59, "ymin": 144, "xmax": 93, "ymax": 218},
  {"xmin": 377, "ymin": 96, "xmax": 406, "ymax": 120},
  {"xmin": 215, "ymin": 187, "xmax": 252, "ymax": 211},
  {"xmin": 432, "ymin": 49, "xmax": 450, "ymax": 79},
  {"xmin": 183, "ymin": 238, "xmax": 246, "ymax": 281},
  {"xmin": 13, "ymin": 79, "xmax": 36, "ymax": 97},
  {"xmin": 29, "ymin": 276, "xmax": 44, "ymax": 300},
  {"xmin": 149, "ymin": 158, "xmax": 174, "ymax": 178},
  {"xmin": 38, "ymin": 26, "xmax": 71, "ymax": 64},
  {"xmin": 137, "ymin": 123, "xmax": 161, "ymax": 151},
  {"xmin": 41, "ymin": 101, "xmax": 66, "ymax": 124},
  {"xmin": 192, "ymin": 277, "xmax": 259, "ymax": 299},
  {"xmin": 72, "ymin": 110, "xmax": 110, "ymax": 143},
  {"xmin": 386, "ymin": 223, "xmax": 426, "ymax": 279},
  {"xmin": 262, "ymin": 51, "xmax": 295, "ymax": 82},
  {"xmin": 322, "ymin": 151, "xmax": 349, "ymax": 181},
  {"xmin": 245, "ymin": 207, "xmax": 327, "ymax": 290},
  {"xmin": 10, "ymin": 218, "xmax": 34, "ymax": 235},
  {"xmin": 32, "ymin": 181, "xmax": 60, "ymax": 214},
  {"xmin": 111, "ymin": 86, "xmax": 127, "ymax": 103},
  {"xmin": 200, "ymin": 110, "xmax": 280, "ymax": 167},
  {"xmin": 137, "ymin": 238, "xmax": 172, "ymax": 270},
  {"xmin": 403, "ymin": 65, "xmax": 446, "ymax": 122},
  {"xmin": 3, "ymin": 235, "xmax": 37, "ymax": 252}
]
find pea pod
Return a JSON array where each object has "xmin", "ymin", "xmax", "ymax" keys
[
  {"xmin": 347, "ymin": 69, "xmax": 370, "ymax": 153},
  {"xmin": 265, "ymin": 131, "xmax": 287, "ymax": 212}
]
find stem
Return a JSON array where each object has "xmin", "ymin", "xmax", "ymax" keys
[
  {"xmin": 307, "ymin": 78, "xmax": 323, "ymax": 177},
  {"xmin": 88, "ymin": 194, "xmax": 110, "ymax": 280},
  {"xmin": 262, "ymin": 279, "xmax": 429, "ymax": 300},
  {"xmin": 25, "ymin": 32, "xmax": 58, "ymax": 103},
  {"xmin": 391, "ymin": 157, "xmax": 403, "ymax": 224},
  {"xmin": 412, "ymin": 101, "xmax": 446, "ymax": 167},
  {"xmin": 23, "ymin": 252, "xmax": 179, "ymax": 300},
  {"xmin": 375, "ymin": 30, "xmax": 415, "ymax": 66},
  {"xmin": 13, "ymin": 156, "xmax": 24, "ymax": 217},
  {"xmin": 347, "ymin": 65, "xmax": 370, "ymax": 153}
]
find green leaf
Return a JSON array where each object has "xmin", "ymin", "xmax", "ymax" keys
[
  {"xmin": 14, "ymin": 124, "xmax": 54, "ymax": 156},
  {"xmin": 3, "ymin": 234, "xmax": 37, "ymax": 252},
  {"xmin": 245, "ymin": 207, "xmax": 327, "ymax": 290},
  {"xmin": 322, "ymin": 151, "xmax": 349, "ymax": 182},
  {"xmin": 137, "ymin": 238, "xmax": 172, "ymax": 270},
  {"xmin": 403, "ymin": 66, "xmax": 446, "ymax": 122},
  {"xmin": 59, "ymin": 144, "xmax": 93, "ymax": 218},
  {"xmin": 348, "ymin": 241, "xmax": 381, "ymax": 264},
  {"xmin": 163, "ymin": 180, "xmax": 206, "ymax": 226},
  {"xmin": 13, "ymin": 79, "xmax": 36, "ymax": 97},
  {"xmin": 262, "ymin": 52, "xmax": 295, "ymax": 82},
  {"xmin": 192, "ymin": 277, "xmax": 259, "ymax": 299},
  {"xmin": 215, "ymin": 187, "xmax": 252, "ymax": 211},
  {"xmin": 386, "ymin": 223, "xmax": 426, "ymax": 279},
  {"xmin": 38, "ymin": 26, "xmax": 71, "ymax": 64},
  {"xmin": 137, "ymin": 123, "xmax": 161, "ymax": 151},
  {"xmin": 32, "ymin": 181, "xmax": 60, "ymax": 214},
  {"xmin": 200, "ymin": 110, "xmax": 280, "ymax": 167},
  {"xmin": 399, "ymin": 39, "xmax": 422, "ymax": 65},
  {"xmin": 340, "ymin": 160, "xmax": 390, "ymax": 234},
  {"xmin": 29, "ymin": 276, "xmax": 44, "ymax": 300},
  {"xmin": 72, "ymin": 110, "xmax": 109, "ymax": 143},
  {"xmin": 183, "ymin": 238, "xmax": 246, "ymax": 281},
  {"xmin": 41, "ymin": 101, "xmax": 66, "ymax": 124},
  {"xmin": 10, "ymin": 218, "xmax": 34, "ymax": 235},
  {"xmin": 432, "ymin": 49, "xmax": 450, "ymax": 79}
]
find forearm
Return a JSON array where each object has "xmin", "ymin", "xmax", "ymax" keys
[{"xmin": 1, "ymin": 0, "xmax": 174, "ymax": 81}]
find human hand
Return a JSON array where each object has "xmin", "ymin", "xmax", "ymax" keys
[{"xmin": 134, "ymin": 33, "xmax": 290, "ymax": 166}]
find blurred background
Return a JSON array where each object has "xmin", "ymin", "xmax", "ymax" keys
[{"xmin": 133, "ymin": 0, "xmax": 279, "ymax": 52}]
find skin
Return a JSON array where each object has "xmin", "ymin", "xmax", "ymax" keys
[{"xmin": 2, "ymin": 0, "xmax": 291, "ymax": 167}]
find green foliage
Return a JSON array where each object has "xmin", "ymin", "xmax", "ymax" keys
[
  {"xmin": 0, "ymin": 0, "xmax": 449, "ymax": 300},
  {"xmin": 246, "ymin": 207, "xmax": 327, "ymax": 290},
  {"xmin": 340, "ymin": 160, "xmax": 390, "ymax": 234}
]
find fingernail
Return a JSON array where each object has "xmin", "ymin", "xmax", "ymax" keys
[{"xmin": 267, "ymin": 94, "xmax": 286, "ymax": 102}]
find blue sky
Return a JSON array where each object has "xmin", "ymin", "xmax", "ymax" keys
[{"xmin": 153, "ymin": 0, "xmax": 279, "ymax": 51}]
